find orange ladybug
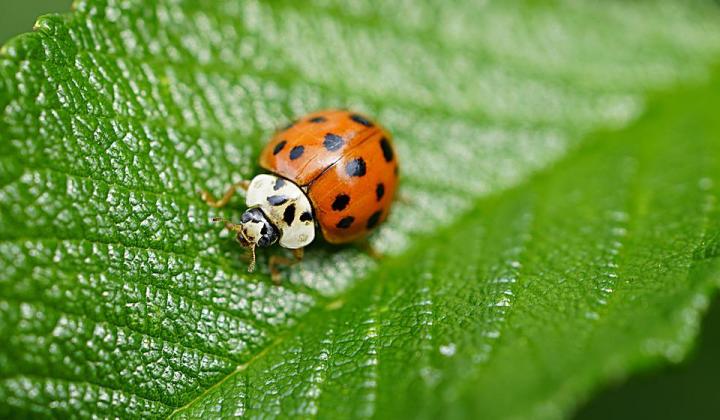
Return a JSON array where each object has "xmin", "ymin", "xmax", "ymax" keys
[{"xmin": 201, "ymin": 109, "xmax": 399, "ymax": 280}]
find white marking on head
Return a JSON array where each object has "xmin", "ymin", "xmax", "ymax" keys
[{"xmin": 242, "ymin": 220, "xmax": 264, "ymax": 244}]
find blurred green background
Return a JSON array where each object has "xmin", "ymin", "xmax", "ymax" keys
[
  {"xmin": 1, "ymin": 2, "xmax": 718, "ymax": 419},
  {"xmin": 0, "ymin": 1, "xmax": 72, "ymax": 44}
]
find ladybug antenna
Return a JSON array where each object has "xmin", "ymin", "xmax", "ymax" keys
[
  {"xmin": 247, "ymin": 245, "xmax": 257, "ymax": 273},
  {"xmin": 213, "ymin": 215, "xmax": 259, "ymax": 273},
  {"xmin": 212, "ymin": 217, "xmax": 241, "ymax": 232}
]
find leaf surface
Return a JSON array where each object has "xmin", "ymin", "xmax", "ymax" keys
[{"xmin": 1, "ymin": 0, "xmax": 720, "ymax": 418}]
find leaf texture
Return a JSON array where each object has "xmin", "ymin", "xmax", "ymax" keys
[{"xmin": 1, "ymin": 0, "xmax": 720, "ymax": 418}]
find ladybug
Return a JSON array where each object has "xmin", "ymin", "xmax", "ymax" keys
[{"xmin": 201, "ymin": 109, "xmax": 399, "ymax": 281}]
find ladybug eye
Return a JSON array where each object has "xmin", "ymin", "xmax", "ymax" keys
[
  {"xmin": 257, "ymin": 223, "xmax": 278, "ymax": 247},
  {"xmin": 240, "ymin": 208, "xmax": 279, "ymax": 248}
]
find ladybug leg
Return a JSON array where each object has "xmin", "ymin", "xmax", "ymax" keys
[
  {"xmin": 200, "ymin": 180, "xmax": 251, "ymax": 208},
  {"xmin": 269, "ymin": 248, "xmax": 304, "ymax": 285}
]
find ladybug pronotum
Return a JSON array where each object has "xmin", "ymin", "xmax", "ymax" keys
[{"xmin": 201, "ymin": 109, "xmax": 399, "ymax": 281}]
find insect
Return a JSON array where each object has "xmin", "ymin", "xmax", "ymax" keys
[{"xmin": 201, "ymin": 109, "xmax": 399, "ymax": 281}]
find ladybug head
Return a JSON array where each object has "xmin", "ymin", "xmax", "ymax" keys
[
  {"xmin": 237, "ymin": 208, "xmax": 279, "ymax": 248},
  {"xmin": 212, "ymin": 208, "xmax": 279, "ymax": 272}
]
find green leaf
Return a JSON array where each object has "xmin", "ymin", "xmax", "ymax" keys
[{"xmin": 1, "ymin": 0, "xmax": 720, "ymax": 418}]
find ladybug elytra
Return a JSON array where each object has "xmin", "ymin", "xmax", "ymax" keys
[{"xmin": 202, "ymin": 109, "xmax": 399, "ymax": 281}]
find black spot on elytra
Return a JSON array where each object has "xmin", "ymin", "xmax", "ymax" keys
[
  {"xmin": 289, "ymin": 145, "xmax": 304, "ymax": 160},
  {"xmin": 336, "ymin": 216, "xmax": 355, "ymax": 229},
  {"xmin": 283, "ymin": 204, "xmax": 296, "ymax": 225},
  {"xmin": 350, "ymin": 113, "xmax": 373, "ymax": 127},
  {"xmin": 309, "ymin": 116, "xmax": 327, "ymax": 123},
  {"xmin": 273, "ymin": 140, "xmax": 287, "ymax": 155},
  {"xmin": 274, "ymin": 178, "xmax": 286, "ymax": 191},
  {"xmin": 323, "ymin": 133, "xmax": 344, "ymax": 151},
  {"xmin": 345, "ymin": 158, "xmax": 366, "ymax": 177},
  {"xmin": 380, "ymin": 137, "xmax": 394, "ymax": 162},
  {"xmin": 332, "ymin": 194, "xmax": 350, "ymax": 211},
  {"xmin": 376, "ymin": 183, "xmax": 385, "ymax": 201},
  {"xmin": 300, "ymin": 211, "xmax": 313, "ymax": 222},
  {"xmin": 267, "ymin": 195, "xmax": 288, "ymax": 206},
  {"xmin": 366, "ymin": 210, "xmax": 382, "ymax": 229}
]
